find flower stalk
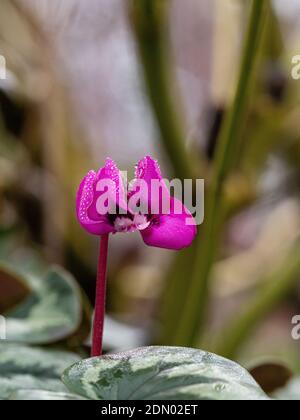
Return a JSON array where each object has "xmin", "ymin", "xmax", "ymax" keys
[{"xmin": 91, "ymin": 234, "xmax": 109, "ymax": 357}]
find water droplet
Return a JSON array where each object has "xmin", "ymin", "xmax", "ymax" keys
[{"xmin": 215, "ymin": 384, "xmax": 226, "ymax": 393}]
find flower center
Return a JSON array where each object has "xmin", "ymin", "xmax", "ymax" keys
[{"xmin": 114, "ymin": 214, "xmax": 150, "ymax": 233}]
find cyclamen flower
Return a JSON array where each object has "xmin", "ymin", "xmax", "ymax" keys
[
  {"xmin": 77, "ymin": 156, "xmax": 197, "ymax": 250},
  {"xmin": 76, "ymin": 156, "xmax": 197, "ymax": 358}
]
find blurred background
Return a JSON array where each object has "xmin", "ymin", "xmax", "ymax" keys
[{"xmin": 1, "ymin": 0, "xmax": 300, "ymax": 379}]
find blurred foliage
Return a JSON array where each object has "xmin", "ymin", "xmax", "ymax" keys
[{"xmin": 249, "ymin": 362, "xmax": 293, "ymax": 395}]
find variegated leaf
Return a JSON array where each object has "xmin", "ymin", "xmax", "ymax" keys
[
  {"xmin": 5, "ymin": 266, "xmax": 82, "ymax": 344},
  {"xmin": 10, "ymin": 390, "xmax": 86, "ymax": 401},
  {"xmin": 0, "ymin": 343, "xmax": 80, "ymax": 400},
  {"xmin": 63, "ymin": 346, "xmax": 269, "ymax": 401}
]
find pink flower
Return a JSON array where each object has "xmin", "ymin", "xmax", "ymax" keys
[{"xmin": 76, "ymin": 156, "xmax": 197, "ymax": 250}]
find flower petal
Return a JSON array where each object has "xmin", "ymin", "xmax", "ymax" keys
[
  {"xmin": 141, "ymin": 198, "xmax": 197, "ymax": 250},
  {"xmin": 76, "ymin": 171, "xmax": 115, "ymax": 235},
  {"xmin": 130, "ymin": 156, "xmax": 169, "ymax": 213},
  {"xmin": 96, "ymin": 158, "xmax": 127, "ymax": 212},
  {"xmin": 87, "ymin": 158, "xmax": 128, "ymax": 218},
  {"xmin": 76, "ymin": 159, "xmax": 127, "ymax": 236},
  {"xmin": 135, "ymin": 156, "xmax": 165, "ymax": 185}
]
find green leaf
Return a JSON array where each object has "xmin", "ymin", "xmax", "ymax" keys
[
  {"xmin": 63, "ymin": 346, "xmax": 269, "ymax": 400},
  {"xmin": 10, "ymin": 390, "xmax": 86, "ymax": 401},
  {"xmin": 274, "ymin": 377, "xmax": 300, "ymax": 401},
  {"xmin": 5, "ymin": 266, "xmax": 82, "ymax": 345},
  {"xmin": 0, "ymin": 343, "xmax": 80, "ymax": 400}
]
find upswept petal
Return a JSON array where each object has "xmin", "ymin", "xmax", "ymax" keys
[
  {"xmin": 130, "ymin": 156, "xmax": 170, "ymax": 214},
  {"xmin": 95, "ymin": 158, "xmax": 127, "ymax": 213},
  {"xmin": 76, "ymin": 158, "xmax": 127, "ymax": 235},
  {"xmin": 76, "ymin": 170, "xmax": 114, "ymax": 235}
]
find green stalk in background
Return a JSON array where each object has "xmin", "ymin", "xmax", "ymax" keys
[
  {"xmin": 130, "ymin": 0, "xmax": 196, "ymax": 181},
  {"xmin": 216, "ymin": 241, "xmax": 300, "ymax": 359},
  {"xmin": 158, "ymin": 246, "xmax": 196, "ymax": 345},
  {"xmin": 174, "ymin": 0, "xmax": 268, "ymax": 347},
  {"xmin": 130, "ymin": 0, "xmax": 203, "ymax": 344}
]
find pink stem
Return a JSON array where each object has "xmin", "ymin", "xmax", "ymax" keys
[{"xmin": 91, "ymin": 234, "xmax": 109, "ymax": 357}]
